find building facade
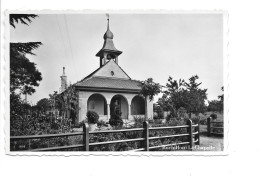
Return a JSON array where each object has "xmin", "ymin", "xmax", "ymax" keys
[{"xmin": 75, "ymin": 17, "xmax": 153, "ymax": 122}]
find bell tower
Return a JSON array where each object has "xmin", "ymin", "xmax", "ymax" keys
[{"xmin": 96, "ymin": 14, "xmax": 122, "ymax": 67}]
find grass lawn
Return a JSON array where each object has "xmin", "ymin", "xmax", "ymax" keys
[{"xmin": 196, "ymin": 124, "xmax": 224, "ymax": 151}]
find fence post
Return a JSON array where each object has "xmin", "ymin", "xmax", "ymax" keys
[
  {"xmin": 207, "ymin": 117, "xmax": 211, "ymax": 137},
  {"xmin": 83, "ymin": 123, "xmax": 89, "ymax": 151},
  {"xmin": 197, "ymin": 120, "xmax": 200, "ymax": 145},
  {"xmin": 143, "ymin": 121, "xmax": 149, "ymax": 151},
  {"xmin": 187, "ymin": 119, "xmax": 193, "ymax": 151}
]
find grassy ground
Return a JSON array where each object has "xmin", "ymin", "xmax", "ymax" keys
[{"xmin": 196, "ymin": 125, "xmax": 224, "ymax": 151}]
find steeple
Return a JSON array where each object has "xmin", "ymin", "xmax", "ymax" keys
[{"xmin": 96, "ymin": 14, "xmax": 122, "ymax": 67}]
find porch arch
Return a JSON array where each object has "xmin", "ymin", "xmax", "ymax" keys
[
  {"xmin": 131, "ymin": 95, "xmax": 145, "ymax": 115},
  {"xmin": 87, "ymin": 93, "xmax": 107, "ymax": 115},
  {"xmin": 110, "ymin": 94, "xmax": 129, "ymax": 119}
]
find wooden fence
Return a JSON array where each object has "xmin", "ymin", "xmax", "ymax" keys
[
  {"xmin": 207, "ymin": 118, "xmax": 224, "ymax": 136},
  {"xmin": 10, "ymin": 119, "xmax": 200, "ymax": 152}
]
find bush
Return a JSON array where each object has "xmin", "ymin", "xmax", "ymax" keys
[
  {"xmin": 87, "ymin": 111, "xmax": 99, "ymax": 124},
  {"xmin": 78, "ymin": 119, "xmax": 88, "ymax": 127},
  {"xmin": 177, "ymin": 107, "xmax": 188, "ymax": 119},
  {"xmin": 109, "ymin": 105, "xmax": 123, "ymax": 127},
  {"xmin": 210, "ymin": 113, "xmax": 217, "ymax": 120},
  {"xmin": 89, "ymin": 117, "xmax": 190, "ymax": 151},
  {"xmin": 97, "ymin": 120, "xmax": 109, "ymax": 128}
]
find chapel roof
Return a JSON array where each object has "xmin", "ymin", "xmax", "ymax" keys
[{"xmin": 75, "ymin": 77, "xmax": 141, "ymax": 91}]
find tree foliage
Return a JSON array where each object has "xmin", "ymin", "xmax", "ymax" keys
[
  {"xmin": 208, "ymin": 86, "xmax": 224, "ymax": 113},
  {"xmin": 161, "ymin": 75, "xmax": 207, "ymax": 118},
  {"xmin": 10, "ymin": 14, "xmax": 38, "ymax": 28},
  {"xmin": 36, "ymin": 98, "xmax": 51, "ymax": 112},
  {"xmin": 11, "ymin": 42, "xmax": 42, "ymax": 55},
  {"xmin": 49, "ymin": 85, "xmax": 79, "ymax": 123},
  {"xmin": 140, "ymin": 78, "xmax": 161, "ymax": 101},
  {"xmin": 139, "ymin": 78, "xmax": 161, "ymax": 120},
  {"xmin": 10, "ymin": 46, "xmax": 42, "ymax": 95},
  {"xmin": 10, "ymin": 14, "xmax": 42, "ymax": 97}
]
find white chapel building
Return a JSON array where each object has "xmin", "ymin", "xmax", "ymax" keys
[{"xmin": 65, "ymin": 17, "xmax": 154, "ymax": 123}]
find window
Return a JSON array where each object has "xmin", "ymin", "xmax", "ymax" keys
[{"xmin": 111, "ymin": 71, "xmax": 114, "ymax": 76}]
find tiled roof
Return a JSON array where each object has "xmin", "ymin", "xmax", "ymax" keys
[
  {"xmin": 96, "ymin": 39, "xmax": 122, "ymax": 57},
  {"xmin": 75, "ymin": 77, "xmax": 141, "ymax": 90}
]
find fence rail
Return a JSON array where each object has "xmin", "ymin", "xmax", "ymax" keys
[
  {"xmin": 10, "ymin": 119, "xmax": 200, "ymax": 152},
  {"xmin": 207, "ymin": 118, "xmax": 224, "ymax": 136}
]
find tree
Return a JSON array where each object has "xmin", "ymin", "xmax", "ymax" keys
[
  {"xmin": 139, "ymin": 78, "xmax": 161, "ymax": 120},
  {"xmin": 208, "ymin": 86, "xmax": 224, "ymax": 113},
  {"xmin": 10, "ymin": 14, "xmax": 42, "ymax": 101},
  {"xmin": 36, "ymin": 98, "xmax": 51, "ymax": 112},
  {"xmin": 10, "ymin": 14, "xmax": 38, "ymax": 28},
  {"xmin": 183, "ymin": 75, "xmax": 207, "ymax": 117},
  {"xmin": 162, "ymin": 75, "xmax": 207, "ymax": 119},
  {"xmin": 10, "ymin": 46, "xmax": 42, "ymax": 95},
  {"xmin": 48, "ymin": 85, "xmax": 79, "ymax": 123}
]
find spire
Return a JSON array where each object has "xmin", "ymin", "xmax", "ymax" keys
[
  {"xmin": 62, "ymin": 67, "xmax": 66, "ymax": 76},
  {"xmin": 103, "ymin": 14, "xmax": 114, "ymax": 39},
  {"xmin": 96, "ymin": 14, "xmax": 122, "ymax": 67},
  {"xmin": 106, "ymin": 13, "xmax": 109, "ymax": 29}
]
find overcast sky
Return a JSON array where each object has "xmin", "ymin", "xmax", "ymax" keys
[{"xmin": 10, "ymin": 13, "xmax": 223, "ymax": 104}]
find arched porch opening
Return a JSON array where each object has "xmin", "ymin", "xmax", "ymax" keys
[
  {"xmin": 131, "ymin": 95, "xmax": 145, "ymax": 115},
  {"xmin": 110, "ymin": 95, "xmax": 128, "ymax": 119},
  {"xmin": 87, "ymin": 93, "xmax": 107, "ymax": 116}
]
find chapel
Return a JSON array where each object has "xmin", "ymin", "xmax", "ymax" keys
[{"xmin": 63, "ymin": 16, "xmax": 153, "ymax": 122}]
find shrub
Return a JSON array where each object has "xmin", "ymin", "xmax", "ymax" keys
[
  {"xmin": 87, "ymin": 111, "xmax": 99, "ymax": 124},
  {"xmin": 78, "ymin": 119, "xmax": 88, "ymax": 127},
  {"xmin": 97, "ymin": 120, "xmax": 108, "ymax": 128},
  {"xmin": 109, "ymin": 106, "xmax": 123, "ymax": 127},
  {"xmin": 153, "ymin": 112, "xmax": 158, "ymax": 120},
  {"xmin": 210, "ymin": 113, "xmax": 217, "ymax": 120},
  {"xmin": 177, "ymin": 107, "xmax": 188, "ymax": 119}
]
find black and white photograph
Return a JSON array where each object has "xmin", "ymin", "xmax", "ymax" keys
[{"xmin": 8, "ymin": 12, "xmax": 225, "ymax": 153}]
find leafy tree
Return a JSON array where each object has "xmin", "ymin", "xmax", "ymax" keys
[
  {"xmin": 36, "ymin": 98, "xmax": 51, "ymax": 112},
  {"xmin": 184, "ymin": 75, "xmax": 207, "ymax": 117},
  {"xmin": 218, "ymin": 86, "xmax": 224, "ymax": 102},
  {"xmin": 49, "ymin": 85, "xmax": 79, "ymax": 123},
  {"xmin": 10, "ymin": 14, "xmax": 42, "ymax": 100},
  {"xmin": 162, "ymin": 75, "xmax": 207, "ymax": 119},
  {"xmin": 153, "ymin": 103, "xmax": 164, "ymax": 119},
  {"xmin": 139, "ymin": 78, "xmax": 161, "ymax": 120},
  {"xmin": 10, "ymin": 46, "xmax": 42, "ymax": 95},
  {"xmin": 208, "ymin": 86, "xmax": 224, "ymax": 113},
  {"xmin": 10, "ymin": 14, "xmax": 38, "ymax": 28}
]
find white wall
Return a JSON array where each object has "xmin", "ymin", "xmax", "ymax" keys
[
  {"xmin": 94, "ymin": 60, "xmax": 129, "ymax": 79},
  {"xmin": 78, "ymin": 91, "xmax": 153, "ymax": 122},
  {"xmin": 147, "ymin": 99, "xmax": 154, "ymax": 120}
]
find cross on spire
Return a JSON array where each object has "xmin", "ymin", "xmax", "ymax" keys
[{"xmin": 106, "ymin": 14, "xmax": 110, "ymax": 30}]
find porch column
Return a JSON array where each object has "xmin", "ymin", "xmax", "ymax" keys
[
  {"xmin": 128, "ymin": 104, "xmax": 131, "ymax": 120},
  {"xmin": 107, "ymin": 104, "xmax": 110, "ymax": 120}
]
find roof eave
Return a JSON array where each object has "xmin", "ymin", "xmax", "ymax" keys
[
  {"xmin": 96, "ymin": 49, "xmax": 123, "ymax": 57},
  {"xmin": 75, "ymin": 85, "xmax": 141, "ymax": 94}
]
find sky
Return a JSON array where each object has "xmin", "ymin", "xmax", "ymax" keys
[{"xmin": 10, "ymin": 13, "xmax": 223, "ymax": 104}]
